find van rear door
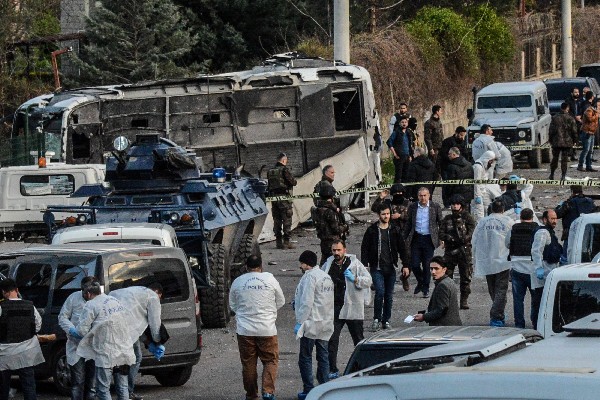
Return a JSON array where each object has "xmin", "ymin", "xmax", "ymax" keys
[{"xmin": 104, "ymin": 252, "xmax": 198, "ymax": 354}]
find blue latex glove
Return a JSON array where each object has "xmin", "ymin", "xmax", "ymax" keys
[
  {"xmin": 536, "ymin": 267, "xmax": 545, "ymax": 280},
  {"xmin": 509, "ymin": 175, "xmax": 521, "ymax": 181},
  {"xmin": 148, "ymin": 342, "xmax": 157, "ymax": 354},
  {"xmin": 154, "ymin": 345, "xmax": 165, "ymax": 360},
  {"xmin": 475, "ymin": 197, "xmax": 482, "ymax": 204},
  {"xmin": 294, "ymin": 323, "xmax": 302, "ymax": 335},
  {"xmin": 344, "ymin": 268, "xmax": 355, "ymax": 282},
  {"xmin": 68, "ymin": 327, "xmax": 83, "ymax": 340}
]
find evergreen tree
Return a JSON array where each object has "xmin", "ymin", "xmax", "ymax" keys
[{"xmin": 73, "ymin": 0, "xmax": 197, "ymax": 85}]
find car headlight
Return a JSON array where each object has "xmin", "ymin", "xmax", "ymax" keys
[
  {"xmin": 77, "ymin": 214, "xmax": 87, "ymax": 225},
  {"xmin": 169, "ymin": 212, "xmax": 180, "ymax": 223},
  {"xmin": 518, "ymin": 130, "xmax": 526, "ymax": 138}
]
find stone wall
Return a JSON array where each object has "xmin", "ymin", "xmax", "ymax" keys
[{"xmin": 59, "ymin": 0, "xmax": 95, "ymax": 76}]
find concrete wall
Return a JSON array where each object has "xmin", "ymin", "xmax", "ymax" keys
[{"xmin": 60, "ymin": 0, "xmax": 95, "ymax": 76}]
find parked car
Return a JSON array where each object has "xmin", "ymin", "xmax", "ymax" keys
[
  {"xmin": 0, "ymin": 243, "xmax": 202, "ymax": 395},
  {"xmin": 344, "ymin": 325, "xmax": 541, "ymax": 375},
  {"xmin": 308, "ymin": 315, "xmax": 600, "ymax": 400},
  {"xmin": 543, "ymin": 76, "xmax": 600, "ymax": 115},
  {"xmin": 577, "ymin": 63, "xmax": 600, "ymax": 84},
  {"xmin": 51, "ymin": 223, "xmax": 179, "ymax": 247}
]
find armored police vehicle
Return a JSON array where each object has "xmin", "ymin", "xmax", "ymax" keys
[
  {"xmin": 43, "ymin": 133, "xmax": 268, "ymax": 328},
  {"xmin": 467, "ymin": 81, "xmax": 551, "ymax": 168}
]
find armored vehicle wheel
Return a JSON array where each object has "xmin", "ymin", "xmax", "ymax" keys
[
  {"xmin": 231, "ymin": 234, "xmax": 259, "ymax": 281},
  {"xmin": 200, "ymin": 244, "xmax": 230, "ymax": 328},
  {"xmin": 528, "ymin": 148, "xmax": 541, "ymax": 168},
  {"xmin": 541, "ymin": 147, "xmax": 551, "ymax": 163}
]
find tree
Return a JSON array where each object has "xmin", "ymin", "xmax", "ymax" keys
[{"xmin": 72, "ymin": 0, "xmax": 197, "ymax": 85}]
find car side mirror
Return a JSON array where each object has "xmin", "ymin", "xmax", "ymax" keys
[
  {"xmin": 467, "ymin": 109, "xmax": 473, "ymax": 120},
  {"xmin": 537, "ymin": 105, "xmax": 545, "ymax": 115}
]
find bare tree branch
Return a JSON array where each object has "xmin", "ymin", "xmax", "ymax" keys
[
  {"xmin": 377, "ymin": 0, "xmax": 405, "ymax": 11},
  {"xmin": 285, "ymin": 0, "xmax": 330, "ymax": 38}
]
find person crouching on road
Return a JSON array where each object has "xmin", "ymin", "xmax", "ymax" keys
[
  {"xmin": 229, "ymin": 255, "xmax": 285, "ymax": 400},
  {"xmin": 322, "ymin": 240, "xmax": 372, "ymax": 380},
  {"xmin": 413, "ymin": 256, "xmax": 462, "ymax": 326},
  {"xmin": 294, "ymin": 251, "xmax": 334, "ymax": 400},
  {"xmin": 0, "ymin": 279, "xmax": 44, "ymax": 400},
  {"xmin": 361, "ymin": 203, "xmax": 408, "ymax": 331},
  {"xmin": 58, "ymin": 277, "xmax": 98, "ymax": 400},
  {"xmin": 73, "ymin": 281, "xmax": 135, "ymax": 400}
]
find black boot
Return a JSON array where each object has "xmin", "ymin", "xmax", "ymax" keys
[
  {"xmin": 276, "ymin": 237, "xmax": 284, "ymax": 249},
  {"xmin": 460, "ymin": 293, "xmax": 470, "ymax": 310},
  {"xmin": 549, "ymin": 171, "xmax": 555, "ymax": 180},
  {"xmin": 561, "ymin": 172, "xmax": 567, "ymax": 180}
]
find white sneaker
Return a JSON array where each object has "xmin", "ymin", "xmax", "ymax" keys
[
  {"xmin": 371, "ymin": 319, "xmax": 381, "ymax": 331},
  {"xmin": 382, "ymin": 321, "xmax": 391, "ymax": 329}
]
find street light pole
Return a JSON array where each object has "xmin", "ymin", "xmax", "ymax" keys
[
  {"xmin": 333, "ymin": 0, "xmax": 350, "ymax": 63},
  {"xmin": 561, "ymin": 0, "xmax": 573, "ymax": 77}
]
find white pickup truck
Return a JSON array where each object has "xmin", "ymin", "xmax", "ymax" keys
[{"xmin": 0, "ymin": 163, "xmax": 105, "ymax": 240}]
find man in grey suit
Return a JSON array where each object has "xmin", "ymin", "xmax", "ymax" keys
[{"xmin": 404, "ymin": 187, "xmax": 443, "ymax": 298}]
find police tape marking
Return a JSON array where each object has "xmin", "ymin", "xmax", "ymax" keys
[
  {"xmin": 467, "ymin": 144, "xmax": 600, "ymax": 150},
  {"xmin": 266, "ymin": 178, "xmax": 600, "ymax": 202}
]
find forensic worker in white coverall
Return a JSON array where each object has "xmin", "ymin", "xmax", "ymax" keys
[
  {"xmin": 58, "ymin": 276, "xmax": 98, "ymax": 400},
  {"xmin": 472, "ymin": 200, "xmax": 514, "ymax": 327},
  {"xmin": 471, "ymin": 124, "xmax": 500, "ymax": 172},
  {"xmin": 472, "ymin": 150, "xmax": 498, "ymax": 221},
  {"xmin": 531, "ymin": 210, "xmax": 562, "ymax": 294},
  {"xmin": 110, "ymin": 284, "xmax": 164, "ymax": 400},
  {"xmin": 74, "ymin": 281, "xmax": 135, "ymax": 400},
  {"xmin": 495, "ymin": 142, "xmax": 513, "ymax": 179},
  {"xmin": 294, "ymin": 250, "xmax": 334, "ymax": 400},
  {"xmin": 229, "ymin": 255, "xmax": 285, "ymax": 400}
]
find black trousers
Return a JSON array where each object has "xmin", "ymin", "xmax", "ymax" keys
[
  {"xmin": 327, "ymin": 305, "xmax": 364, "ymax": 373},
  {"xmin": 550, "ymin": 147, "xmax": 570, "ymax": 176},
  {"xmin": 393, "ymin": 155, "xmax": 410, "ymax": 183}
]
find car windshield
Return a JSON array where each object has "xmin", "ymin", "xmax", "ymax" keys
[
  {"xmin": 545, "ymin": 82, "xmax": 586, "ymax": 101},
  {"xmin": 553, "ymin": 280, "xmax": 600, "ymax": 333},
  {"xmin": 477, "ymin": 95, "xmax": 531, "ymax": 109}
]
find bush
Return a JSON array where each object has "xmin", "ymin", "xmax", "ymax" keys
[
  {"xmin": 381, "ymin": 156, "xmax": 395, "ymax": 185},
  {"xmin": 466, "ymin": 4, "xmax": 516, "ymax": 69},
  {"xmin": 406, "ymin": 7, "xmax": 479, "ymax": 76}
]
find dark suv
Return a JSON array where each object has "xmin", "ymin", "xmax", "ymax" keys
[
  {"xmin": 343, "ymin": 325, "xmax": 541, "ymax": 375},
  {"xmin": 0, "ymin": 243, "xmax": 202, "ymax": 395},
  {"xmin": 577, "ymin": 63, "xmax": 600, "ymax": 85},
  {"xmin": 543, "ymin": 77, "xmax": 600, "ymax": 115}
]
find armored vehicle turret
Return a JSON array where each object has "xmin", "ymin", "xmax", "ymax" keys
[{"xmin": 44, "ymin": 133, "xmax": 268, "ymax": 328}]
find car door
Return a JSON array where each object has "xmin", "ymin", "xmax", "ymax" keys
[{"xmin": 104, "ymin": 253, "xmax": 197, "ymax": 356}]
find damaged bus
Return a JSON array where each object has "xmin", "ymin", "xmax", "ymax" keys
[{"xmin": 8, "ymin": 54, "xmax": 382, "ymax": 234}]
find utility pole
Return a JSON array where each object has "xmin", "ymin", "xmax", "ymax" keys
[
  {"xmin": 561, "ymin": 0, "xmax": 573, "ymax": 77},
  {"xmin": 334, "ymin": 0, "xmax": 350, "ymax": 63}
]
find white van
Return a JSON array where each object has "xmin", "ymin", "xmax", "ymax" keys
[{"xmin": 51, "ymin": 223, "xmax": 178, "ymax": 247}]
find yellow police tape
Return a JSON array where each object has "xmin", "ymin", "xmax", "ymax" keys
[
  {"xmin": 467, "ymin": 143, "xmax": 600, "ymax": 150},
  {"xmin": 266, "ymin": 178, "xmax": 600, "ymax": 202}
]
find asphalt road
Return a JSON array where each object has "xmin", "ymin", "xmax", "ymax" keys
[{"xmin": 7, "ymin": 161, "xmax": 600, "ymax": 400}]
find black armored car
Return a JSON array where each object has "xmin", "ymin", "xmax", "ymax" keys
[{"xmin": 44, "ymin": 133, "xmax": 268, "ymax": 328}]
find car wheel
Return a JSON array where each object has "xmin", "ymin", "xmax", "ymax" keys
[
  {"xmin": 51, "ymin": 345, "xmax": 71, "ymax": 396},
  {"xmin": 199, "ymin": 244, "xmax": 230, "ymax": 328},
  {"xmin": 528, "ymin": 148, "xmax": 541, "ymax": 168},
  {"xmin": 154, "ymin": 366, "xmax": 193, "ymax": 387}
]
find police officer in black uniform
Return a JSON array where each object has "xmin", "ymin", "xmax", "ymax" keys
[
  {"xmin": 313, "ymin": 185, "xmax": 349, "ymax": 265},
  {"xmin": 268, "ymin": 153, "xmax": 298, "ymax": 249},
  {"xmin": 0, "ymin": 279, "xmax": 44, "ymax": 400}
]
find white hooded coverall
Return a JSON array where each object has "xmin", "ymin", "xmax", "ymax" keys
[
  {"xmin": 472, "ymin": 150, "xmax": 498, "ymax": 221},
  {"xmin": 110, "ymin": 286, "xmax": 162, "ymax": 343},
  {"xmin": 294, "ymin": 267, "xmax": 334, "ymax": 340},
  {"xmin": 58, "ymin": 290, "xmax": 88, "ymax": 366},
  {"xmin": 472, "ymin": 212, "xmax": 514, "ymax": 276}
]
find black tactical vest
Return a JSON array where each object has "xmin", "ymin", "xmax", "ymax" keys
[
  {"xmin": 0, "ymin": 300, "xmax": 36, "ymax": 344},
  {"xmin": 508, "ymin": 222, "xmax": 539, "ymax": 259},
  {"xmin": 267, "ymin": 165, "xmax": 288, "ymax": 194}
]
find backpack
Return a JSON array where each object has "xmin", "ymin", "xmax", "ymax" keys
[{"xmin": 534, "ymin": 226, "xmax": 563, "ymax": 264}]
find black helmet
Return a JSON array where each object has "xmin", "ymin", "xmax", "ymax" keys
[
  {"xmin": 449, "ymin": 194, "xmax": 465, "ymax": 207},
  {"xmin": 390, "ymin": 183, "xmax": 406, "ymax": 195},
  {"xmin": 319, "ymin": 185, "xmax": 337, "ymax": 198}
]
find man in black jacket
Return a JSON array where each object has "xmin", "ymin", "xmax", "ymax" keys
[
  {"xmin": 405, "ymin": 147, "xmax": 437, "ymax": 199},
  {"xmin": 361, "ymin": 204, "xmax": 408, "ymax": 331},
  {"xmin": 443, "ymin": 147, "xmax": 474, "ymax": 208},
  {"xmin": 440, "ymin": 126, "xmax": 468, "ymax": 173},
  {"xmin": 413, "ymin": 256, "xmax": 462, "ymax": 326}
]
